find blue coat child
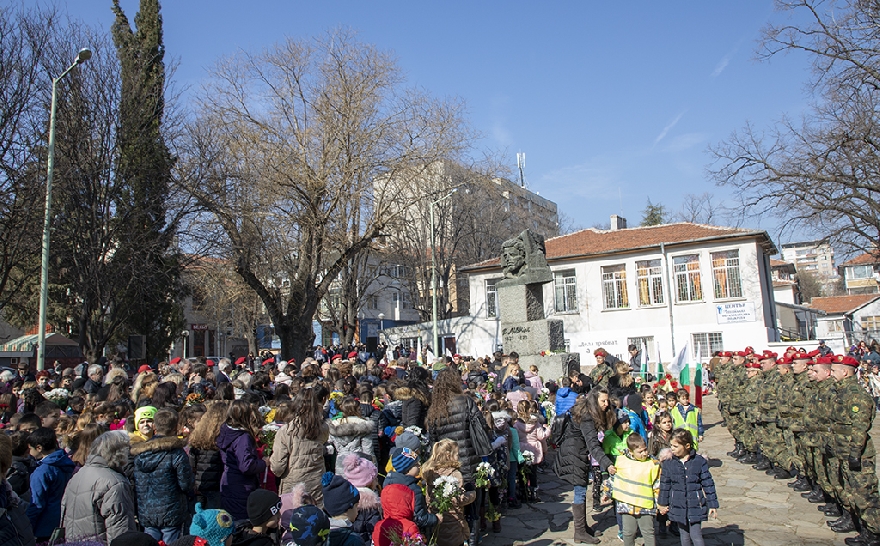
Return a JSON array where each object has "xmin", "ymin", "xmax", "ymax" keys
[
  {"xmin": 26, "ymin": 439, "xmax": 75, "ymax": 538},
  {"xmin": 658, "ymin": 447, "xmax": 718, "ymax": 525}
]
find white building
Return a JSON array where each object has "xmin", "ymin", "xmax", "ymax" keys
[
  {"xmin": 839, "ymin": 252, "xmax": 880, "ymax": 295},
  {"xmin": 810, "ymin": 294, "xmax": 880, "ymax": 350},
  {"xmin": 780, "ymin": 240, "xmax": 836, "ymax": 278},
  {"xmin": 383, "ymin": 221, "xmax": 782, "ymax": 368}
]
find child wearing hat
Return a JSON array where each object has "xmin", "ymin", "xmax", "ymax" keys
[
  {"xmin": 373, "ymin": 483, "xmax": 421, "ymax": 546},
  {"xmin": 176, "ymin": 503, "xmax": 236, "ymax": 546},
  {"xmin": 230, "ymin": 489, "xmax": 282, "ymax": 546},
  {"xmin": 382, "ymin": 447, "xmax": 437, "ymax": 536},
  {"xmin": 342, "ymin": 454, "xmax": 381, "ymax": 545},
  {"xmin": 131, "ymin": 405, "xmax": 157, "ymax": 445},
  {"xmin": 321, "ymin": 472, "xmax": 364, "ymax": 546},
  {"xmin": 283, "ymin": 505, "xmax": 331, "ymax": 546}
]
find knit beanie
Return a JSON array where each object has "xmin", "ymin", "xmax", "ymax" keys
[
  {"xmin": 342, "ymin": 453, "xmax": 378, "ymax": 488},
  {"xmin": 247, "ymin": 488, "xmax": 281, "ymax": 526},
  {"xmin": 134, "ymin": 405, "xmax": 157, "ymax": 426},
  {"xmin": 109, "ymin": 531, "xmax": 159, "ymax": 546},
  {"xmin": 286, "ymin": 505, "xmax": 331, "ymax": 546},
  {"xmin": 394, "ymin": 431, "xmax": 421, "ymax": 453},
  {"xmin": 390, "ymin": 446, "xmax": 419, "ymax": 474},
  {"xmin": 625, "ymin": 393, "xmax": 643, "ymax": 413},
  {"xmin": 321, "ymin": 472, "xmax": 360, "ymax": 517},
  {"xmin": 189, "ymin": 502, "xmax": 236, "ymax": 546}
]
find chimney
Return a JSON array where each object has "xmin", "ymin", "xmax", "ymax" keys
[{"xmin": 610, "ymin": 214, "xmax": 627, "ymax": 231}]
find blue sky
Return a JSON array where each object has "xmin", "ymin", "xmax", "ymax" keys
[{"xmin": 60, "ymin": 1, "xmax": 815, "ymax": 244}]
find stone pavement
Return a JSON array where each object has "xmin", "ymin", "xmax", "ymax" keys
[{"xmin": 481, "ymin": 395, "xmax": 861, "ymax": 546}]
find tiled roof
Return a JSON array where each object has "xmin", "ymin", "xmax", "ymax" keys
[
  {"xmin": 841, "ymin": 252, "xmax": 880, "ymax": 266},
  {"xmin": 770, "ymin": 259, "xmax": 793, "ymax": 267},
  {"xmin": 462, "ymin": 223, "xmax": 774, "ymax": 271},
  {"xmin": 809, "ymin": 294, "xmax": 880, "ymax": 315}
]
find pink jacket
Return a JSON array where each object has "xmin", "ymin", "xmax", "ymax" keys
[
  {"xmin": 524, "ymin": 371, "xmax": 543, "ymax": 391},
  {"xmin": 514, "ymin": 418, "xmax": 551, "ymax": 464}
]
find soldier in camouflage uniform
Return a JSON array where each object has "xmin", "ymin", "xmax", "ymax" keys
[
  {"xmin": 726, "ymin": 351, "xmax": 752, "ymax": 462},
  {"xmin": 754, "ymin": 351, "xmax": 784, "ymax": 473},
  {"xmin": 829, "ymin": 355, "xmax": 880, "ymax": 546},
  {"xmin": 713, "ymin": 351, "xmax": 736, "ymax": 454},
  {"xmin": 740, "ymin": 356, "xmax": 763, "ymax": 464},
  {"xmin": 784, "ymin": 351, "xmax": 814, "ymax": 492},
  {"xmin": 770, "ymin": 356, "xmax": 796, "ymax": 479},
  {"xmin": 801, "ymin": 356, "xmax": 838, "ymax": 509}
]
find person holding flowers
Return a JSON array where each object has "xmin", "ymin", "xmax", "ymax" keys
[{"xmin": 422, "ymin": 439, "xmax": 475, "ymax": 546}]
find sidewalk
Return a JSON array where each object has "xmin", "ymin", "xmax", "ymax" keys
[{"xmin": 481, "ymin": 395, "xmax": 856, "ymax": 545}]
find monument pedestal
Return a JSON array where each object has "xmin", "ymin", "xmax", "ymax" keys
[{"xmin": 498, "ymin": 283, "xmax": 580, "ymax": 382}]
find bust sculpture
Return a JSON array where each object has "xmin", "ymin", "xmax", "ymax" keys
[{"xmin": 498, "ymin": 229, "xmax": 553, "ymax": 286}]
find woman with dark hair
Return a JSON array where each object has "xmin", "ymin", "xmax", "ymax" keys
[
  {"xmin": 188, "ymin": 401, "xmax": 228, "ymax": 509},
  {"xmin": 150, "ymin": 382, "xmax": 180, "ymax": 408},
  {"xmin": 69, "ymin": 423, "xmax": 108, "ymax": 468},
  {"xmin": 395, "ymin": 368, "xmax": 431, "ymax": 430},
  {"xmin": 426, "ymin": 368, "xmax": 492, "ymax": 546},
  {"xmin": 269, "ymin": 389, "xmax": 330, "ymax": 506},
  {"xmin": 553, "ymin": 388, "xmax": 618, "ymax": 544},
  {"xmin": 216, "ymin": 399, "xmax": 266, "ymax": 520}
]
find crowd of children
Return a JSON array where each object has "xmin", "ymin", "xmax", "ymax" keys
[{"xmin": 0, "ymin": 349, "xmax": 720, "ymax": 546}]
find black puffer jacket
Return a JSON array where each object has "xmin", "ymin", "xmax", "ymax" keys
[
  {"xmin": 426, "ymin": 394, "xmax": 490, "ymax": 483},
  {"xmin": 553, "ymin": 414, "xmax": 613, "ymax": 487},
  {"xmin": 395, "ymin": 386, "xmax": 430, "ymax": 430},
  {"xmin": 189, "ymin": 447, "xmax": 223, "ymax": 493},
  {"xmin": 132, "ymin": 435, "xmax": 193, "ymax": 528}
]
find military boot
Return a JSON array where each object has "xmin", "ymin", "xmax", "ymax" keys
[
  {"xmin": 754, "ymin": 455, "xmax": 772, "ymax": 471},
  {"xmin": 823, "ymin": 504, "xmax": 842, "ymax": 518},
  {"xmin": 831, "ymin": 511, "xmax": 857, "ymax": 533},
  {"xmin": 738, "ymin": 451, "xmax": 758, "ymax": 464},
  {"xmin": 774, "ymin": 467, "xmax": 795, "ymax": 480},
  {"xmin": 806, "ymin": 489, "xmax": 827, "ymax": 503},
  {"xmin": 846, "ymin": 529, "xmax": 880, "ymax": 546}
]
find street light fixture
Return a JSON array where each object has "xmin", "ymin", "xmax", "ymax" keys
[
  {"xmin": 37, "ymin": 48, "xmax": 91, "ymax": 371},
  {"xmin": 430, "ymin": 188, "xmax": 457, "ymax": 364}
]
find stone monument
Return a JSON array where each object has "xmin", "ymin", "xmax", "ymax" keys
[{"xmin": 497, "ymin": 230, "xmax": 580, "ymax": 381}]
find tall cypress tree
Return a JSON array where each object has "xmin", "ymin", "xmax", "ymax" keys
[{"xmin": 111, "ymin": 0, "xmax": 184, "ymax": 362}]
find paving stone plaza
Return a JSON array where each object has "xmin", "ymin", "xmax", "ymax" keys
[{"xmin": 482, "ymin": 396, "xmax": 872, "ymax": 546}]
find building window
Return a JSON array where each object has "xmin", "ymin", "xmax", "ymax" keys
[
  {"xmin": 712, "ymin": 250, "xmax": 743, "ymax": 299},
  {"xmin": 850, "ymin": 265, "xmax": 874, "ymax": 279},
  {"xmin": 602, "ymin": 264, "xmax": 629, "ymax": 309},
  {"xmin": 391, "ymin": 292, "xmax": 399, "ymax": 309},
  {"xmin": 636, "ymin": 259, "xmax": 664, "ymax": 306},
  {"xmin": 673, "ymin": 254, "xmax": 703, "ymax": 302},
  {"xmin": 827, "ymin": 319, "xmax": 844, "ymax": 332},
  {"xmin": 387, "ymin": 265, "xmax": 406, "ymax": 279},
  {"xmin": 692, "ymin": 332, "xmax": 723, "ymax": 360},
  {"xmin": 554, "ymin": 270, "xmax": 578, "ymax": 313},
  {"xmin": 486, "ymin": 279, "xmax": 500, "ymax": 318},
  {"xmin": 862, "ymin": 316, "xmax": 880, "ymax": 331},
  {"xmin": 368, "ymin": 295, "xmax": 379, "ymax": 310}
]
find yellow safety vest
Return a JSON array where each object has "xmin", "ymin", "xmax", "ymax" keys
[
  {"xmin": 612, "ymin": 455, "xmax": 660, "ymax": 509},
  {"xmin": 672, "ymin": 405, "xmax": 700, "ymax": 450}
]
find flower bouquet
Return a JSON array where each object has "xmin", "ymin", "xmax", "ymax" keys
[
  {"xmin": 541, "ymin": 400, "xmax": 556, "ymax": 422},
  {"xmin": 519, "ymin": 450, "xmax": 535, "ymax": 482},
  {"xmin": 475, "ymin": 461, "xmax": 495, "ymax": 488},
  {"xmin": 384, "ymin": 529, "xmax": 428, "ymax": 546},
  {"xmin": 654, "ymin": 373, "xmax": 680, "ymax": 395},
  {"xmin": 430, "ymin": 475, "xmax": 464, "ymax": 514},
  {"xmin": 260, "ymin": 422, "xmax": 281, "ymax": 457},
  {"xmin": 44, "ymin": 388, "xmax": 70, "ymax": 409},
  {"xmin": 486, "ymin": 372, "xmax": 497, "ymax": 393}
]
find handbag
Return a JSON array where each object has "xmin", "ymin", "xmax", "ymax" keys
[{"xmin": 467, "ymin": 399, "xmax": 493, "ymax": 458}]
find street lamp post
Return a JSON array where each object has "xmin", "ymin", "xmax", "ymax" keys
[
  {"xmin": 37, "ymin": 48, "xmax": 91, "ymax": 371},
  {"xmin": 430, "ymin": 188, "xmax": 457, "ymax": 364}
]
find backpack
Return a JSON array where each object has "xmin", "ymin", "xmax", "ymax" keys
[{"xmin": 549, "ymin": 413, "xmax": 571, "ymax": 448}]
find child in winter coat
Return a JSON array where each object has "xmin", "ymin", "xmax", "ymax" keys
[
  {"xmin": 422, "ymin": 439, "xmax": 476, "ymax": 546},
  {"xmin": 26, "ymin": 427, "xmax": 75, "ymax": 541},
  {"xmin": 484, "ymin": 402, "xmax": 511, "ymax": 524},
  {"xmin": 383, "ymin": 447, "xmax": 437, "ymax": 535},
  {"xmin": 524, "ymin": 365, "xmax": 543, "ymax": 391},
  {"xmin": 513, "ymin": 400, "xmax": 550, "ymax": 503},
  {"xmin": 328, "ymin": 397, "xmax": 376, "ymax": 474},
  {"xmin": 342, "ymin": 454, "xmax": 381, "ymax": 545},
  {"xmin": 321, "ymin": 473, "xmax": 364, "ymax": 546},
  {"xmin": 658, "ymin": 429, "xmax": 718, "ymax": 546},
  {"xmin": 373, "ymin": 483, "xmax": 421, "ymax": 546},
  {"xmin": 602, "ymin": 413, "xmax": 632, "ymax": 460},
  {"xmin": 670, "ymin": 389, "xmax": 704, "ymax": 451},
  {"xmin": 612, "ymin": 435, "xmax": 660, "ymax": 546},
  {"xmin": 217, "ymin": 401, "xmax": 266, "ymax": 521}
]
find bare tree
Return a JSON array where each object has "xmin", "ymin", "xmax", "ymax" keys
[
  {"xmin": 0, "ymin": 4, "xmax": 60, "ymax": 318},
  {"xmin": 673, "ymin": 192, "xmax": 717, "ymax": 224},
  {"xmin": 180, "ymin": 31, "xmax": 470, "ymax": 362},
  {"xmin": 709, "ymin": 0, "xmax": 880, "ymax": 254}
]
